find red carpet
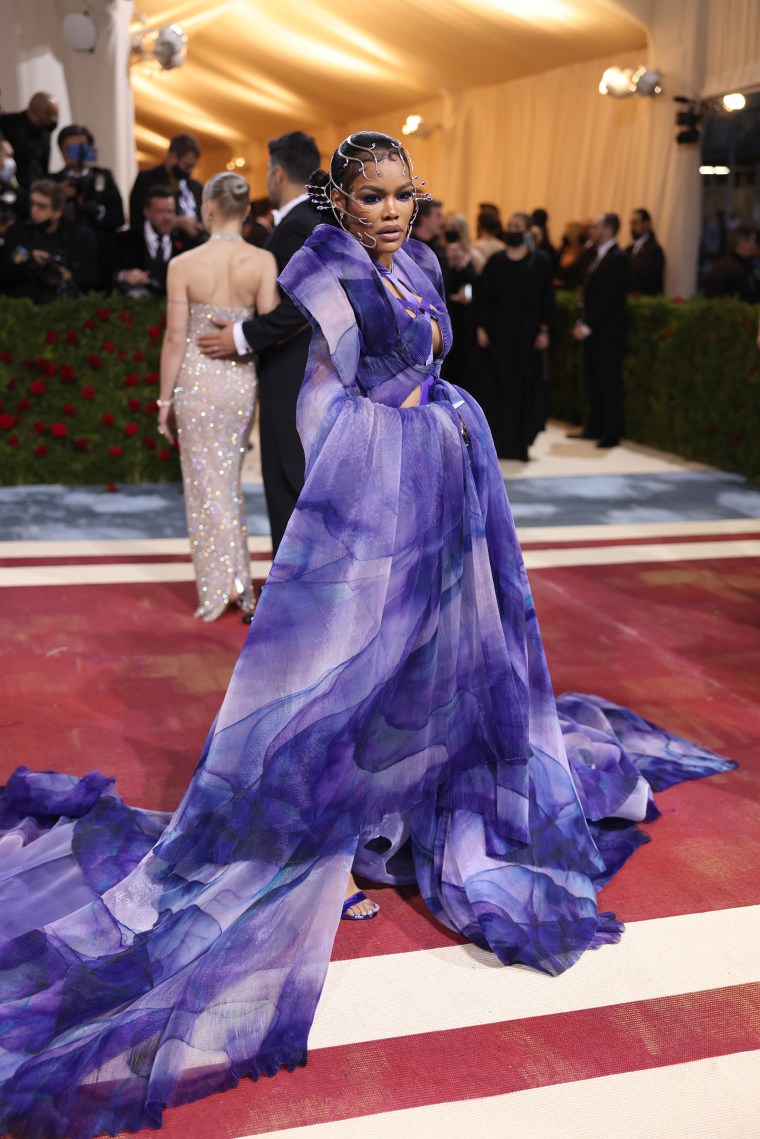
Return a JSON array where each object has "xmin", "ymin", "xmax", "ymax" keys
[{"xmin": 1, "ymin": 544, "xmax": 758, "ymax": 1138}]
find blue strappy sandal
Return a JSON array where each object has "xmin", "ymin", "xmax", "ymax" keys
[{"xmin": 341, "ymin": 891, "xmax": 380, "ymax": 920}]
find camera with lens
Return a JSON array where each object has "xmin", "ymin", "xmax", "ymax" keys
[{"xmin": 36, "ymin": 251, "xmax": 68, "ymax": 290}]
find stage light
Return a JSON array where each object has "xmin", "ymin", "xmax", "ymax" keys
[
  {"xmin": 722, "ymin": 92, "xmax": 746, "ymax": 112},
  {"xmin": 632, "ymin": 67, "xmax": 663, "ymax": 97},
  {"xmin": 153, "ymin": 25, "xmax": 187, "ymax": 71},
  {"xmin": 402, "ymin": 115, "xmax": 423, "ymax": 136},
  {"xmin": 599, "ymin": 67, "xmax": 634, "ymax": 98},
  {"xmin": 131, "ymin": 20, "xmax": 187, "ymax": 73},
  {"xmin": 699, "ymin": 166, "xmax": 730, "ymax": 175},
  {"xmin": 600, "ymin": 66, "xmax": 664, "ymax": 99}
]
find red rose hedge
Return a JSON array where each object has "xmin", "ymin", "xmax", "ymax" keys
[
  {"xmin": 550, "ymin": 292, "xmax": 759, "ymax": 480},
  {"xmin": 0, "ymin": 296, "xmax": 180, "ymax": 485},
  {"xmin": 1, "ymin": 292, "xmax": 758, "ymax": 486}
]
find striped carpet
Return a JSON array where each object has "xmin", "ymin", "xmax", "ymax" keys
[{"xmin": 1, "ymin": 471, "xmax": 758, "ymax": 1138}]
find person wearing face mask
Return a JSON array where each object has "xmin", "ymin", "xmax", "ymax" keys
[
  {"xmin": 0, "ymin": 136, "xmax": 20, "ymax": 250},
  {"xmin": 0, "ymin": 92, "xmax": 59, "ymax": 193},
  {"xmin": 52, "ymin": 124, "xmax": 125, "ymax": 290},
  {"xmin": 474, "ymin": 211, "xmax": 555, "ymax": 461},
  {"xmin": 129, "ymin": 134, "xmax": 205, "ymax": 245},
  {"xmin": 0, "ymin": 134, "xmax": 19, "ymax": 190},
  {"xmin": 0, "ymin": 178, "xmax": 98, "ymax": 303}
]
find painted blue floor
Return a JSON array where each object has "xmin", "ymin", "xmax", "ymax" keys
[{"xmin": 1, "ymin": 471, "xmax": 759, "ymax": 542}]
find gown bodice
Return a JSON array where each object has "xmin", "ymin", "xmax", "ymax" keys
[{"xmin": 185, "ymin": 303, "xmax": 254, "ymax": 349}]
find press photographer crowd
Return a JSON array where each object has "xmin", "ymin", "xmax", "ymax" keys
[
  {"xmin": 1, "ymin": 90, "xmax": 758, "ymax": 318},
  {"xmin": 0, "ymin": 93, "xmax": 273, "ymax": 304}
]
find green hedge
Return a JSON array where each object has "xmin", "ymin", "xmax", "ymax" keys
[
  {"xmin": 552, "ymin": 292, "xmax": 760, "ymax": 480},
  {"xmin": 0, "ymin": 295, "xmax": 180, "ymax": 486},
  {"xmin": 1, "ymin": 293, "xmax": 759, "ymax": 486}
]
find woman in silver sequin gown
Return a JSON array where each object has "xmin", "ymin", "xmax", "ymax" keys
[{"xmin": 158, "ymin": 173, "xmax": 278, "ymax": 620}]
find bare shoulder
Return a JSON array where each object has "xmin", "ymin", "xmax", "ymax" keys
[
  {"xmin": 167, "ymin": 247, "xmax": 197, "ymax": 276},
  {"xmin": 239, "ymin": 245, "xmax": 277, "ymax": 276}
]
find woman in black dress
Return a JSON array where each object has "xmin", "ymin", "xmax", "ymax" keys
[{"xmin": 474, "ymin": 211, "xmax": 554, "ymax": 460}]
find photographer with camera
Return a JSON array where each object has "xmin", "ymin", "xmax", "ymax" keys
[
  {"xmin": 0, "ymin": 178, "xmax": 99, "ymax": 304},
  {"xmin": 52, "ymin": 124, "xmax": 124, "ymax": 289},
  {"xmin": 113, "ymin": 184, "xmax": 188, "ymax": 298}
]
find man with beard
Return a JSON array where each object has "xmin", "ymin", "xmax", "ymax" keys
[
  {"xmin": 196, "ymin": 130, "xmax": 321, "ymax": 563},
  {"xmin": 626, "ymin": 208, "xmax": 665, "ymax": 295},
  {"xmin": 129, "ymin": 134, "xmax": 204, "ymax": 246}
]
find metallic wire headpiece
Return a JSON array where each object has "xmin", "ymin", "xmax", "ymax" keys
[{"xmin": 306, "ymin": 133, "xmax": 432, "ymax": 249}]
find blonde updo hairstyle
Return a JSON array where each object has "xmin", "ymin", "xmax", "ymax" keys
[{"xmin": 202, "ymin": 172, "xmax": 250, "ymax": 220}]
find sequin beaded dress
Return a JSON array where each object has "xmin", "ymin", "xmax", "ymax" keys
[
  {"xmin": 0, "ymin": 226, "xmax": 736, "ymax": 1139},
  {"xmin": 174, "ymin": 304, "xmax": 257, "ymax": 620}
]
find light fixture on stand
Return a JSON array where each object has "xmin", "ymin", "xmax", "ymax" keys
[
  {"xmin": 401, "ymin": 115, "xmax": 440, "ymax": 139},
  {"xmin": 721, "ymin": 92, "xmax": 746, "ymax": 112},
  {"xmin": 131, "ymin": 19, "xmax": 188, "ymax": 72},
  {"xmin": 599, "ymin": 66, "xmax": 664, "ymax": 99}
]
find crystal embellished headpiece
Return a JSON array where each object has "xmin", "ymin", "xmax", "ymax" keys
[{"xmin": 307, "ymin": 132, "xmax": 432, "ymax": 248}]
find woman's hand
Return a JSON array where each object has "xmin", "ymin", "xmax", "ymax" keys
[
  {"xmin": 476, "ymin": 327, "xmax": 490, "ymax": 349},
  {"xmin": 534, "ymin": 330, "xmax": 550, "ymax": 351},
  {"xmin": 158, "ymin": 402, "xmax": 176, "ymax": 446}
]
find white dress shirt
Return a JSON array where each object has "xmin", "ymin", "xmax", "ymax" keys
[{"xmin": 143, "ymin": 221, "xmax": 171, "ymax": 262}]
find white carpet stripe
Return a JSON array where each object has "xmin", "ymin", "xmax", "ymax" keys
[
  {"xmin": 518, "ymin": 518, "xmax": 760, "ymax": 542},
  {"xmin": 1, "ymin": 520, "xmax": 759, "ymax": 560},
  {"xmin": 246, "ymin": 1050, "xmax": 760, "ymax": 1139},
  {"xmin": 522, "ymin": 538, "xmax": 760, "ymax": 569},
  {"xmin": 309, "ymin": 906, "xmax": 760, "ymax": 1050},
  {"xmin": 0, "ymin": 539, "xmax": 757, "ymax": 588},
  {"xmin": 0, "ymin": 536, "xmax": 272, "ymax": 557}
]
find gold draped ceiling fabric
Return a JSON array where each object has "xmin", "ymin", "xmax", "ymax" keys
[{"xmin": 3, "ymin": 0, "xmax": 754, "ymax": 297}]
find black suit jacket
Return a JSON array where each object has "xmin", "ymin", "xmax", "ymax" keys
[
  {"xmin": 240, "ymin": 199, "xmax": 321, "ymax": 363},
  {"xmin": 581, "ymin": 244, "xmax": 629, "ymax": 343},
  {"xmin": 112, "ymin": 227, "xmax": 188, "ymax": 295},
  {"xmin": 52, "ymin": 166, "xmax": 125, "ymax": 233},
  {"xmin": 0, "ymin": 111, "xmax": 52, "ymax": 189},
  {"xmin": 0, "ymin": 218, "xmax": 99, "ymax": 302},
  {"xmin": 129, "ymin": 164, "xmax": 203, "ymax": 229},
  {"xmin": 625, "ymin": 235, "xmax": 665, "ymax": 295}
]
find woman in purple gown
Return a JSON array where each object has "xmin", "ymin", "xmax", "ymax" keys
[{"xmin": 0, "ymin": 134, "xmax": 735, "ymax": 1139}]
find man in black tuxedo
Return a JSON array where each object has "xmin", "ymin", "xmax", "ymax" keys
[
  {"xmin": 129, "ymin": 134, "xmax": 204, "ymax": 246},
  {"xmin": 197, "ymin": 130, "xmax": 321, "ymax": 558},
  {"xmin": 626, "ymin": 208, "xmax": 665, "ymax": 295},
  {"xmin": 569, "ymin": 212, "xmax": 629, "ymax": 448},
  {"xmin": 113, "ymin": 185, "xmax": 187, "ymax": 297}
]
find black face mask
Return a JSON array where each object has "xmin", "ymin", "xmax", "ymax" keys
[
  {"xmin": 504, "ymin": 231, "xmax": 525, "ymax": 248},
  {"xmin": 443, "ymin": 228, "xmax": 460, "ymax": 243}
]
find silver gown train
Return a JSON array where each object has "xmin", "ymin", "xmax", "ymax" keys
[{"xmin": 173, "ymin": 304, "xmax": 257, "ymax": 620}]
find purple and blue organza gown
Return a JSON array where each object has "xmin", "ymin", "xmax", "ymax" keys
[{"xmin": 0, "ymin": 225, "xmax": 735, "ymax": 1138}]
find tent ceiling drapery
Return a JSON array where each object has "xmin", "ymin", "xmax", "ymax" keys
[{"xmin": 130, "ymin": 0, "xmax": 647, "ymax": 175}]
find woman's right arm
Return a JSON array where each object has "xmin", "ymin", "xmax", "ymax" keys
[{"xmin": 158, "ymin": 259, "xmax": 189, "ymax": 445}]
